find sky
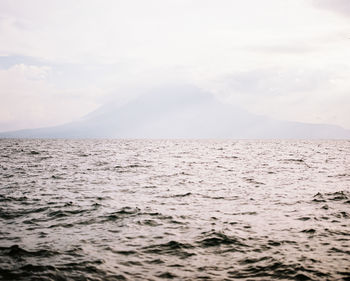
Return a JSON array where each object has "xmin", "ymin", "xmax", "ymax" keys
[{"xmin": 0, "ymin": 0, "xmax": 350, "ymax": 132}]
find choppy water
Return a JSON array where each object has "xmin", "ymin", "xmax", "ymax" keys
[{"xmin": 0, "ymin": 139, "xmax": 349, "ymax": 280}]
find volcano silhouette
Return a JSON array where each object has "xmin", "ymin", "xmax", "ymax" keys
[{"xmin": 1, "ymin": 85, "xmax": 349, "ymax": 139}]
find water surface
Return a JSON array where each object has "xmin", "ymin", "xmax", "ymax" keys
[{"xmin": 0, "ymin": 139, "xmax": 349, "ymax": 280}]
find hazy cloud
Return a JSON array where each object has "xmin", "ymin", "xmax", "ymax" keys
[
  {"xmin": 242, "ymin": 44, "xmax": 316, "ymax": 54},
  {"xmin": 313, "ymin": 0, "xmax": 350, "ymax": 18},
  {"xmin": 202, "ymin": 67, "xmax": 350, "ymax": 128},
  {"xmin": 0, "ymin": 64, "xmax": 101, "ymax": 131},
  {"xmin": 0, "ymin": 0, "xmax": 350, "ymax": 131}
]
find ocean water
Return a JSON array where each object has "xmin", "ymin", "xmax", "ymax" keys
[{"xmin": 0, "ymin": 139, "xmax": 349, "ymax": 281}]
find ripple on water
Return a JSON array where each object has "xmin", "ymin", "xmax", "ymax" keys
[{"xmin": 0, "ymin": 139, "xmax": 349, "ymax": 280}]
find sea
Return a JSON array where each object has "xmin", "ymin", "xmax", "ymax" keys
[{"xmin": 0, "ymin": 139, "xmax": 349, "ymax": 281}]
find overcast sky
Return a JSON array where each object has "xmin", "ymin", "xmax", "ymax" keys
[{"xmin": 0, "ymin": 0, "xmax": 349, "ymax": 131}]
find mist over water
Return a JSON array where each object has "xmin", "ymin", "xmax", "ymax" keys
[{"xmin": 0, "ymin": 139, "xmax": 349, "ymax": 280}]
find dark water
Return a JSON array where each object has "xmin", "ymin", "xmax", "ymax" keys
[{"xmin": 0, "ymin": 139, "xmax": 349, "ymax": 280}]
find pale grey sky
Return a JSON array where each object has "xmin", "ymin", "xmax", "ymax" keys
[{"xmin": 0, "ymin": 0, "xmax": 350, "ymax": 131}]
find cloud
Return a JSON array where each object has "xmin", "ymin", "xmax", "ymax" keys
[
  {"xmin": 0, "ymin": 64, "xmax": 101, "ymax": 131},
  {"xmin": 313, "ymin": 0, "xmax": 350, "ymax": 18},
  {"xmin": 199, "ymin": 67, "xmax": 350, "ymax": 129},
  {"xmin": 242, "ymin": 44, "xmax": 316, "ymax": 54},
  {"xmin": 0, "ymin": 0, "xmax": 343, "ymax": 65},
  {"xmin": 9, "ymin": 63, "xmax": 51, "ymax": 79},
  {"xmin": 0, "ymin": 0, "xmax": 350, "ymax": 131}
]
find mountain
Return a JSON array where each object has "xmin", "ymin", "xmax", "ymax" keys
[{"xmin": 1, "ymin": 85, "xmax": 350, "ymax": 139}]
